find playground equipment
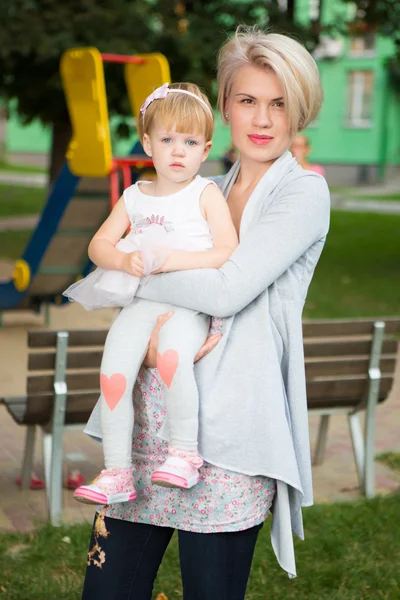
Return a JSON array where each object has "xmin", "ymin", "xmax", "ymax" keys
[{"xmin": 0, "ymin": 48, "xmax": 170, "ymax": 314}]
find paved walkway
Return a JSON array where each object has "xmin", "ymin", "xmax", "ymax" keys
[
  {"xmin": 0, "ymin": 171, "xmax": 46, "ymax": 187},
  {"xmin": 0, "ymin": 215, "xmax": 38, "ymax": 232},
  {"xmin": 0, "ymin": 303, "xmax": 399, "ymax": 532},
  {"xmin": 330, "ymin": 195, "xmax": 400, "ymax": 214}
]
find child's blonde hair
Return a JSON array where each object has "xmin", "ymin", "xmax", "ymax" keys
[
  {"xmin": 137, "ymin": 83, "xmax": 214, "ymax": 143},
  {"xmin": 217, "ymin": 26, "xmax": 323, "ymax": 135}
]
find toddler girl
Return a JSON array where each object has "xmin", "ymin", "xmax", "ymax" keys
[{"xmin": 64, "ymin": 83, "xmax": 238, "ymax": 505}]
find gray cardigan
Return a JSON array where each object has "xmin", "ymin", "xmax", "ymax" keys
[{"xmin": 85, "ymin": 150, "xmax": 330, "ymax": 577}]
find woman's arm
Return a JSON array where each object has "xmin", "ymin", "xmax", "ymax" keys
[
  {"xmin": 159, "ymin": 184, "xmax": 238, "ymax": 272},
  {"xmin": 137, "ymin": 177, "xmax": 330, "ymax": 317}
]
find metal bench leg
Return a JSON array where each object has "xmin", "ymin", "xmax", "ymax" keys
[
  {"xmin": 363, "ymin": 321, "xmax": 385, "ymax": 499},
  {"xmin": 49, "ymin": 419, "xmax": 64, "ymax": 527},
  {"xmin": 348, "ymin": 412, "xmax": 365, "ymax": 489},
  {"xmin": 49, "ymin": 331, "xmax": 69, "ymax": 527},
  {"xmin": 313, "ymin": 414, "xmax": 330, "ymax": 465},
  {"xmin": 364, "ymin": 399, "xmax": 377, "ymax": 499},
  {"xmin": 20, "ymin": 425, "xmax": 36, "ymax": 489},
  {"xmin": 42, "ymin": 429, "xmax": 53, "ymax": 507}
]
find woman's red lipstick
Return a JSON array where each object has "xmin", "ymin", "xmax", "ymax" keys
[{"xmin": 248, "ymin": 134, "xmax": 274, "ymax": 145}]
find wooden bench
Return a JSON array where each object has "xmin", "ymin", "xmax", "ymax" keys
[
  {"xmin": 0, "ymin": 318, "xmax": 399, "ymax": 525},
  {"xmin": 1, "ymin": 329, "xmax": 106, "ymax": 526},
  {"xmin": 303, "ymin": 317, "xmax": 399, "ymax": 498}
]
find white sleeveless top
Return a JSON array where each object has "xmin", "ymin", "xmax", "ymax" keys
[
  {"xmin": 125, "ymin": 175, "xmax": 214, "ymax": 252},
  {"xmin": 62, "ymin": 175, "xmax": 215, "ymax": 311}
]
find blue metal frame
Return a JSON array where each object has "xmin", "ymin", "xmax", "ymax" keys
[{"xmin": 0, "ymin": 162, "xmax": 80, "ymax": 309}]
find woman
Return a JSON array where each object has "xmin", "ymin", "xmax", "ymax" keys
[{"xmin": 83, "ymin": 25, "xmax": 330, "ymax": 599}]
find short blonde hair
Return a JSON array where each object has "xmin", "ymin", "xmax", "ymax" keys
[
  {"xmin": 137, "ymin": 82, "xmax": 214, "ymax": 143},
  {"xmin": 217, "ymin": 26, "xmax": 323, "ymax": 134}
]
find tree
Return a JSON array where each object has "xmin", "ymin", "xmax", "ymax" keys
[
  {"xmin": 0, "ymin": 0, "xmax": 322, "ymax": 182},
  {"xmin": 0, "ymin": 0, "xmax": 155, "ymax": 181},
  {"xmin": 342, "ymin": 0, "xmax": 400, "ymax": 91}
]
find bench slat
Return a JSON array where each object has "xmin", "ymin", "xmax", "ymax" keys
[
  {"xmin": 28, "ymin": 350, "xmax": 103, "ymax": 371},
  {"xmin": 303, "ymin": 318, "xmax": 400, "ymax": 338},
  {"xmin": 306, "ymin": 374, "xmax": 393, "ymax": 401},
  {"xmin": 305, "ymin": 356, "xmax": 397, "ymax": 378},
  {"xmin": 28, "ymin": 373, "xmax": 100, "ymax": 394},
  {"xmin": 23, "ymin": 392, "xmax": 100, "ymax": 425},
  {"xmin": 28, "ymin": 329, "xmax": 108, "ymax": 348},
  {"xmin": 3, "ymin": 397, "xmax": 29, "ymax": 424},
  {"xmin": 304, "ymin": 338, "xmax": 397, "ymax": 358}
]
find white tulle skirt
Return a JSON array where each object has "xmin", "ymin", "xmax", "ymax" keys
[{"xmin": 63, "ymin": 231, "xmax": 171, "ymax": 311}]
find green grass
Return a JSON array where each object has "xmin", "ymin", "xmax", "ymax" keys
[
  {"xmin": 0, "ymin": 185, "xmax": 45, "ymax": 218},
  {"xmin": 304, "ymin": 211, "xmax": 400, "ymax": 318},
  {"xmin": 0, "ymin": 494, "xmax": 399, "ymax": 599},
  {"xmin": 0, "ymin": 230, "xmax": 33, "ymax": 260},
  {"xmin": 0, "ymin": 161, "xmax": 45, "ymax": 174},
  {"xmin": 376, "ymin": 452, "xmax": 400, "ymax": 472}
]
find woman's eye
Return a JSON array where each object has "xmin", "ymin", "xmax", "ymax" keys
[
  {"xmin": 161, "ymin": 137, "xmax": 171, "ymax": 143},
  {"xmin": 274, "ymin": 102, "xmax": 285, "ymax": 108},
  {"xmin": 240, "ymin": 98, "xmax": 254, "ymax": 104}
]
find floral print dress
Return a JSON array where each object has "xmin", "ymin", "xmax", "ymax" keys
[{"xmin": 103, "ymin": 367, "xmax": 276, "ymax": 533}]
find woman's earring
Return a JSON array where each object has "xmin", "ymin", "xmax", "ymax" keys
[{"xmin": 225, "ymin": 113, "xmax": 229, "ymax": 119}]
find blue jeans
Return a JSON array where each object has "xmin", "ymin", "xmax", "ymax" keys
[{"xmin": 82, "ymin": 515, "xmax": 263, "ymax": 600}]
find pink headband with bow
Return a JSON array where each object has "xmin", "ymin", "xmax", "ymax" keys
[{"xmin": 140, "ymin": 83, "xmax": 213, "ymax": 119}]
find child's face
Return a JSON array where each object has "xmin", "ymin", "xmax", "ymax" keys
[{"xmin": 143, "ymin": 118, "xmax": 212, "ymax": 185}]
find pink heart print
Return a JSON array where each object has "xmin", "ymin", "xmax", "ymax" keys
[
  {"xmin": 100, "ymin": 373, "xmax": 127, "ymax": 411},
  {"xmin": 157, "ymin": 350, "xmax": 179, "ymax": 389}
]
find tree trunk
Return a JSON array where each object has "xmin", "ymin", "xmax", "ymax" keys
[
  {"xmin": 48, "ymin": 120, "xmax": 72, "ymax": 187},
  {"xmin": 287, "ymin": 0, "xmax": 295, "ymax": 23}
]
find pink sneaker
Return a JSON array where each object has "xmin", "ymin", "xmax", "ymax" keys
[
  {"xmin": 151, "ymin": 450, "xmax": 203, "ymax": 489},
  {"xmin": 73, "ymin": 467, "xmax": 137, "ymax": 505}
]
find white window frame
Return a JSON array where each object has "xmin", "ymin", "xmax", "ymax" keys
[
  {"xmin": 346, "ymin": 70, "xmax": 374, "ymax": 128},
  {"xmin": 348, "ymin": 32, "xmax": 376, "ymax": 58}
]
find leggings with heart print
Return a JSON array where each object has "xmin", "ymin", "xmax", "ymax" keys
[{"xmin": 100, "ymin": 298, "xmax": 210, "ymax": 469}]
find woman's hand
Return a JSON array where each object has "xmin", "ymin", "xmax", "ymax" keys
[
  {"xmin": 143, "ymin": 311, "xmax": 174, "ymax": 368},
  {"xmin": 121, "ymin": 251, "xmax": 145, "ymax": 277},
  {"xmin": 143, "ymin": 312, "xmax": 223, "ymax": 368}
]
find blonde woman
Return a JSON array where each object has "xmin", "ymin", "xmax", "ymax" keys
[{"xmin": 83, "ymin": 25, "xmax": 330, "ymax": 599}]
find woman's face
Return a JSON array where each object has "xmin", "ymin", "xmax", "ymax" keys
[{"xmin": 225, "ymin": 64, "xmax": 293, "ymax": 168}]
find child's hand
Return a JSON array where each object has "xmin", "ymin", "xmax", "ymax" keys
[
  {"xmin": 194, "ymin": 333, "xmax": 222, "ymax": 362},
  {"xmin": 121, "ymin": 251, "xmax": 145, "ymax": 277}
]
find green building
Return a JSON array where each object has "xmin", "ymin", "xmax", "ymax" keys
[
  {"xmin": 2, "ymin": 0, "xmax": 400, "ymax": 184},
  {"xmin": 296, "ymin": 0, "xmax": 400, "ymax": 184}
]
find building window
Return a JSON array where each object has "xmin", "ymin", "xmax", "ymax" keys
[
  {"xmin": 349, "ymin": 31, "xmax": 376, "ymax": 56},
  {"xmin": 347, "ymin": 71, "xmax": 373, "ymax": 127}
]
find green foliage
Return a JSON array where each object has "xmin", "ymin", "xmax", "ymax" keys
[
  {"xmin": 342, "ymin": 0, "xmax": 400, "ymax": 87},
  {"xmin": 342, "ymin": 0, "xmax": 400, "ymax": 46},
  {"xmin": 0, "ymin": 0, "xmax": 155, "ymax": 125},
  {"xmin": 0, "ymin": 0, "xmax": 319, "ymax": 129},
  {"xmin": 376, "ymin": 452, "xmax": 400, "ymax": 472},
  {"xmin": 149, "ymin": 1, "xmax": 318, "ymax": 99}
]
